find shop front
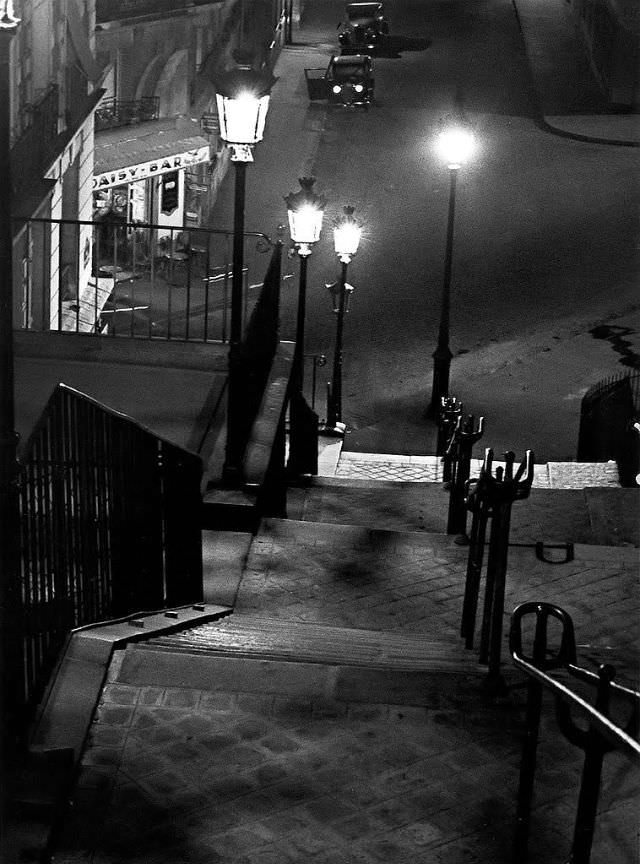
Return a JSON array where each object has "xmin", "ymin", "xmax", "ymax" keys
[{"xmin": 92, "ymin": 119, "xmax": 213, "ymax": 254}]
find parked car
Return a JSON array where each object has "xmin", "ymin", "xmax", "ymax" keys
[
  {"xmin": 338, "ymin": 2, "xmax": 389, "ymax": 54},
  {"xmin": 305, "ymin": 55, "xmax": 374, "ymax": 108}
]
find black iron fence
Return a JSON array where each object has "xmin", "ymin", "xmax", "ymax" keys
[
  {"xmin": 510, "ymin": 602, "xmax": 640, "ymax": 864},
  {"xmin": 9, "ymin": 383, "xmax": 203, "ymax": 725},
  {"xmin": 14, "ymin": 217, "xmax": 274, "ymax": 344},
  {"xmin": 577, "ymin": 371, "xmax": 640, "ymax": 486}
]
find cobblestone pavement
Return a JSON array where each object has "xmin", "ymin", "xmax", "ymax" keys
[
  {"xmin": 53, "ymin": 662, "xmax": 637, "ymax": 864},
  {"xmin": 237, "ymin": 520, "xmax": 639, "ymax": 684},
  {"xmin": 333, "ymin": 453, "xmax": 622, "ymax": 489},
  {"xmin": 48, "ymin": 518, "xmax": 639, "ymax": 864}
]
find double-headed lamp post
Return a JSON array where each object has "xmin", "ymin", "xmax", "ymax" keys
[
  {"xmin": 326, "ymin": 206, "xmax": 362, "ymax": 433},
  {"xmin": 284, "ymin": 177, "xmax": 326, "ymax": 393},
  {"xmin": 427, "ymin": 127, "xmax": 475, "ymax": 418},
  {"xmin": 214, "ymin": 64, "xmax": 276, "ymax": 482}
]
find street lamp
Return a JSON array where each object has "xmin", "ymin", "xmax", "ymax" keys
[
  {"xmin": 427, "ymin": 126, "xmax": 475, "ymax": 418},
  {"xmin": 0, "ymin": 0, "xmax": 21, "ymax": 742},
  {"xmin": 326, "ymin": 206, "xmax": 362, "ymax": 433},
  {"xmin": 284, "ymin": 177, "xmax": 326, "ymax": 392},
  {"xmin": 214, "ymin": 63, "xmax": 277, "ymax": 483}
]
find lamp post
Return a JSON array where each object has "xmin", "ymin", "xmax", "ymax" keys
[
  {"xmin": 427, "ymin": 127, "xmax": 475, "ymax": 418},
  {"xmin": 284, "ymin": 177, "xmax": 326, "ymax": 392},
  {"xmin": 326, "ymin": 206, "xmax": 362, "ymax": 433},
  {"xmin": 214, "ymin": 64, "xmax": 276, "ymax": 483},
  {"xmin": 0, "ymin": 0, "xmax": 21, "ymax": 745}
]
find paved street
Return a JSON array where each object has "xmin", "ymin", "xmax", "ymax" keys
[{"xmin": 211, "ymin": 0, "xmax": 640, "ymax": 461}]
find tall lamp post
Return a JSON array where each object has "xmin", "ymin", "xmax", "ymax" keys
[
  {"xmin": 1, "ymin": 1, "xmax": 21, "ymax": 745},
  {"xmin": 427, "ymin": 127, "xmax": 475, "ymax": 418},
  {"xmin": 284, "ymin": 177, "xmax": 326, "ymax": 392},
  {"xmin": 284, "ymin": 178, "xmax": 325, "ymax": 475},
  {"xmin": 214, "ymin": 64, "xmax": 276, "ymax": 483},
  {"xmin": 326, "ymin": 206, "xmax": 362, "ymax": 434}
]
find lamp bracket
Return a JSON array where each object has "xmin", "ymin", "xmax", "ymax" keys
[{"xmin": 229, "ymin": 144, "xmax": 254, "ymax": 163}]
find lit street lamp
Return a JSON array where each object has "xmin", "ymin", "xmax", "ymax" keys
[
  {"xmin": 325, "ymin": 206, "xmax": 362, "ymax": 433},
  {"xmin": 427, "ymin": 126, "xmax": 475, "ymax": 418},
  {"xmin": 214, "ymin": 63, "xmax": 277, "ymax": 482},
  {"xmin": 284, "ymin": 177, "xmax": 326, "ymax": 392}
]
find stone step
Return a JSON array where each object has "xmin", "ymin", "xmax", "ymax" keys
[
  {"xmin": 286, "ymin": 480, "xmax": 640, "ymax": 546},
  {"xmin": 331, "ymin": 452, "xmax": 622, "ymax": 489},
  {"xmin": 120, "ymin": 616, "xmax": 487, "ymax": 709},
  {"xmin": 139, "ymin": 614, "xmax": 471, "ymax": 671}
]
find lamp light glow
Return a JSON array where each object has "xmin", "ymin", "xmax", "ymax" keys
[
  {"xmin": 0, "ymin": 0, "xmax": 19, "ymax": 28},
  {"xmin": 436, "ymin": 128, "xmax": 475, "ymax": 169},
  {"xmin": 333, "ymin": 206, "xmax": 362, "ymax": 263},
  {"xmin": 213, "ymin": 67, "xmax": 277, "ymax": 147},
  {"xmin": 285, "ymin": 177, "xmax": 326, "ymax": 255}
]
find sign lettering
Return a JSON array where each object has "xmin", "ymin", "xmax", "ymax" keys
[{"xmin": 93, "ymin": 146, "xmax": 210, "ymax": 190}]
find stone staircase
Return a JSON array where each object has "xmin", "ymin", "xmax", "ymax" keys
[{"xmin": 23, "ymin": 448, "xmax": 639, "ymax": 864}]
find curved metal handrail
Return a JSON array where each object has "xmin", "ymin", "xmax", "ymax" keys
[
  {"xmin": 509, "ymin": 601, "xmax": 640, "ymax": 864},
  {"xmin": 511, "ymin": 603, "xmax": 640, "ymax": 759}
]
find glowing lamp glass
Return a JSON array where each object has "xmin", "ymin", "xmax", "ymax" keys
[
  {"xmin": 288, "ymin": 204, "xmax": 324, "ymax": 246},
  {"xmin": 216, "ymin": 91, "xmax": 270, "ymax": 145},
  {"xmin": 436, "ymin": 128, "xmax": 475, "ymax": 169},
  {"xmin": 334, "ymin": 221, "xmax": 362, "ymax": 259}
]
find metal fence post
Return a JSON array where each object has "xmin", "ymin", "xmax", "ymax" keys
[
  {"xmin": 477, "ymin": 450, "xmax": 534, "ymax": 682},
  {"xmin": 446, "ymin": 413, "xmax": 484, "ymax": 537},
  {"xmin": 437, "ymin": 395, "xmax": 463, "ymax": 459}
]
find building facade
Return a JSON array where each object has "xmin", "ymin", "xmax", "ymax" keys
[
  {"xmin": 9, "ymin": 0, "xmax": 289, "ymax": 332},
  {"xmin": 92, "ymin": 0, "xmax": 289, "ymax": 246},
  {"xmin": 9, "ymin": 0, "xmax": 104, "ymax": 330}
]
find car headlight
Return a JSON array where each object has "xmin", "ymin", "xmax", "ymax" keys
[
  {"xmin": 354, "ymin": 83, "xmax": 364, "ymax": 93},
  {"xmin": 332, "ymin": 85, "xmax": 342, "ymax": 94}
]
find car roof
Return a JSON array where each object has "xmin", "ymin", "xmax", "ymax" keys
[
  {"xmin": 331, "ymin": 54, "xmax": 371, "ymax": 65},
  {"xmin": 346, "ymin": 2, "xmax": 383, "ymax": 11}
]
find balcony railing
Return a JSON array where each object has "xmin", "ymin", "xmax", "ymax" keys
[
  {"xmin": 16, "ymin": 217, "xmax": 276, "ymax": 343},
  {"xmin": 95, "ymin": 96, "xmax": 160, "ymax": 131}
]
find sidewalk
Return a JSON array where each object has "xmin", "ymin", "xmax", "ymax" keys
[{"xmin": 512, "ymin": 0, "xmax": 640, "ymax": 145}]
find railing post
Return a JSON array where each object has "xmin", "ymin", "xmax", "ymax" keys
[
  {"xmin": 509, "ymin": 602, "xmax": 579, "ymax": 864},
  {"xmin": 437, "ymin": 395, "xmax": 462, "ymax": 460},
  {"xmin": 570, "ymin": 665, "xmax": 616, "ymax": 864},
  {"xmin": 460, "ymin": 466, "xmax": 491, "ymax": 648},
  {"xmin": 473, "ymin": 450, "xmax": 534, "ymax": 682},
  {"xmin": 446, "ymin": 412, "xmax": 484, "ymax": 537}
]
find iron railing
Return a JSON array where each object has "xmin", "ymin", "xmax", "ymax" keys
[
  {"xmin": 459, "ymin": 448, "xmax": 535, "ymax": 682},
  {"xmin": 95, "ymin": 97, "xmax": 160, "ymax": 130},
  {"xmin": 578, "ymin": 371, "xmax": 640, "ymax": 486},
  {"xmin": 14, "ymin": 217, "xmax": 274, "ymax": 343},
  {"xmin": 510, "ymin": 602, "xmax": 640, "ymax": 864},
  {"xmin": 10, "ymin": 383, "xmax": 204, "ymax": 723}
]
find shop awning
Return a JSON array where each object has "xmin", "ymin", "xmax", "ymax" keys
[{"xmin": 93, "ymin": 119, "xmax": 211, "ymax": 189}]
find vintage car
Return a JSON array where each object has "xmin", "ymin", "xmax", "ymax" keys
[
  {"xmin": 305, "ymin": 55, "xmax": 374, "ymax": 108},
  {"xmin": 338, "ymin": 2, "xmax": 389, "ymax": 54}
]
